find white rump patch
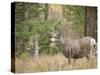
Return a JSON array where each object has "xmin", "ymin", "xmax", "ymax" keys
[{"xmin": 90, "ymin": 38, "xmax": 96, "ymax": 47}]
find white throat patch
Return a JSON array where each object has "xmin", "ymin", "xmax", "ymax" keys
[{"xmin": 51, "ymin": 38, "xmax": 57, "ymax": 42}]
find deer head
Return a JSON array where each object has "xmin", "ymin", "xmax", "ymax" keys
[{"xmin": 50, "ymin": 31, "xmax": 61, "ymax": 42}]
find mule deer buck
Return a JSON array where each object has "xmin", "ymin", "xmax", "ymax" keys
[{"xmin": 50, "ymin": 31, "xmax": 96, "ymax": 64}]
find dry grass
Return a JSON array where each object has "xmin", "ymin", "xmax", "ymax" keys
[{"xmin": 15, "ymin": 53, "xmax": 97, "ymax": 73}]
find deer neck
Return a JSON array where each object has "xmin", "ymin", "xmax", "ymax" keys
[
  {"xmin": 59, "ymin": 37, "xmax": 65, "ymax": 44},
  {"xmin": 57, "ymin": 37, "xmax": 66, "ymax": 52}
]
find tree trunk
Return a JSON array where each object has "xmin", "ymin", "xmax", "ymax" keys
[
  {"xmin": 47, "ymin": 4, "xmax": 63, "ymax": 20},
  {"xmin": 34, "ymin": 35, "xmax": 39, "ymax": 63},
  {"xmin": 85, "ymin": 7, "xmax": 97, "ymax": 41},
  {"xmin": 44, "ymin": 4, "xmax": 48, "ymax": 20}
]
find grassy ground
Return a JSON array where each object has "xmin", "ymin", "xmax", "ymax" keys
[{"xmin": 15, "ymin": 53, "xmax": 97, "ymax": 73}]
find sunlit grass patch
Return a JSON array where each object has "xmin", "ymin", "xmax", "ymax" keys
[{"xmin": 15, "ymin": 54, "xmax": 97, "ymax": 73}]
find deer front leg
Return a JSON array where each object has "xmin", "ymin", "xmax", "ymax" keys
[
  {"xmin": 68, "ymin": 50, "xmax": 71, "ymax": 65},
  {"xmin": 68, "ymin": 58, "xmax": 71, "ymax": 65}
]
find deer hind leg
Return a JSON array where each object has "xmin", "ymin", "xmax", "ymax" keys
[
  {"xmin": 86, "ymin": 48, "xmax": 94, "ymax": 60},
  {"xmin": 86, "ymin": 54, "xmax": 90, "ymax": 60}
]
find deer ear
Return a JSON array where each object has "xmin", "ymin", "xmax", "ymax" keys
[
  {"xmin": 50, "ymin": 32, "xmax": 54, "ymax": 35},
  {"xmin": 49, "ymin": 31, "xmax": 55, "ymax": 37}
]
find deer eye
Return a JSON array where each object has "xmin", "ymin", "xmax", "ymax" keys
[
  {"xmin": 54, "ymin": 35, "xmax": 60, "ymax": 38},
  {"xmin": 54, "ymin": 36, "xmax": 58, "ymax": 38}
]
